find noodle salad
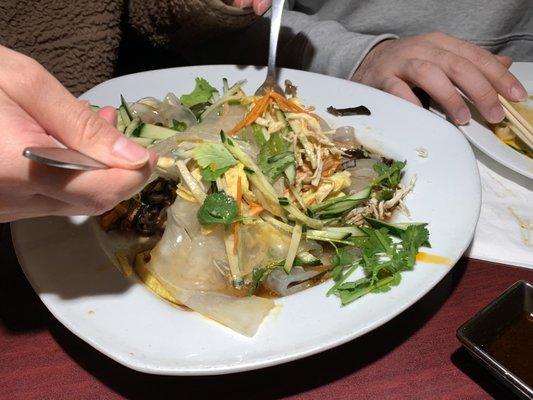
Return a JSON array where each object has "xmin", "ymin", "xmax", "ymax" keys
[{"xmin": 96, "ymin": 78, "xmax": 430, "ymax": 336}]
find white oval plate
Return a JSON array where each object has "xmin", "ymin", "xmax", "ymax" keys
[
  {"xmin": 11, "ymin": 65, "xmax": 481, "ymax": 375},
  {"xmin": 458, "ymin": 62, "xmax": 533, "ymax": 179}
]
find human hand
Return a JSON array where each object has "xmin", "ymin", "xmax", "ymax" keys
[
  {"xmin": 0, "ymin": 46, "xmax": 156, "ymax": 222},
  {"xmin": 232, "ymin": 0, "xmax": 271, "ymax": 15},
  {"xmin": 352, "ymin": 32, "xmax": 528, "ymax": 125}
]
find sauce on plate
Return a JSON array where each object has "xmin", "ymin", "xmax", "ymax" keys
[{"xmin": 416, "ymin": 252, "xmax": 452, "ymax": 265}]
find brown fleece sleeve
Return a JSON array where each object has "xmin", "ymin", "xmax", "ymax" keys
[
  {"xmin": 128, "ymin": 0, "xmax": 258, "ymax": 51},
  {"xmin": 0, "ymin": 0, "xmax": 123, "ymax": 96}
]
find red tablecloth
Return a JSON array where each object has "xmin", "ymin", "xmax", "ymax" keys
[{"xmin": 1, "ymin": 225, "xmax": 531, "ymax": 400}]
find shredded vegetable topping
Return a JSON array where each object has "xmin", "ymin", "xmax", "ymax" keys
[{"xmin": 97, "ymin": 77, "xmax": 430, "ymax": 336}]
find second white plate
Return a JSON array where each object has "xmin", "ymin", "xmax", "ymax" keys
[{"xmin": 458, "ymin": 62, "xmax": 533, "ymax": 179}]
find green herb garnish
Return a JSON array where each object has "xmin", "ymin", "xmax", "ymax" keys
[
  {"xmin": 192, "ymin": 142, "xmax": 237, "ymax": 181},
  {"xmin": 200, "ymin": 166, "xmax": 231, "ymax": 182},
  {"xmin": 373, "ymin": 161, "xmax": 406, "ymax": 188},
  {"xmin": 197, "ymin": 192, "xmax": 238, "ymax": 225},
  {"xmin": 180, "ymin": 78, "xmax": 218, "ymax": 107},
  {"xmin": 329, "ymin": 225, "xmax": 429, "ymax": 305}
]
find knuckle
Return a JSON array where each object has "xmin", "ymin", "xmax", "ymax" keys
[
  {"xmin": 410, "ymin": 59, "xmax": 435, "ymax": 77},
  {"xmin": 447, "ymin": 57, "xmax": 471, "ymax": 78},
  {"xmin": 495, "ymin": 67, "xmax": 512, "ymax": 82},
  {"xmin": 443, "ymin": 90, "xmax": 462, "ymax": 107},
  {"xmin": 74, "ymin": 108, "xmax": 108, "ymax": 147},
  {"xmin": 473, "ymin": 51, "xmax": 493, "ymax": 68},
  {"xmin": 455, "ymin": 39, "xmax": 471, "ymax": 56},
  {"xmin": 428, "ymin": 47, "xmax": 448, "ymax": 60},
  {"xmin": 475, "ymin": 85, "xmax": 497, "ymax": 105},
  {"xmin": 381, "ymin": 76, "xmax": 402, "ymax": 93}
]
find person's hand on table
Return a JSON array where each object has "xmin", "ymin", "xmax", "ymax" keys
[
  {"xmin": 232, "ymin": 0, "xmax": 271, "ymax": 15},
  {"xmin": 0, "ymin": 45, "xmax": 156, "ymax": 222},
  {"xmin": 352, "ymin": 32, "xmax": 528, "ymax": 125}
]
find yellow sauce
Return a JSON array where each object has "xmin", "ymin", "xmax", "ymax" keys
[{"xmin": 416, "ymin": 251, "xmax": 453, "ymax": 266}]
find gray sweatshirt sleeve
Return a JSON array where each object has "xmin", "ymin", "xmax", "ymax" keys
[
  {"xmin": 275, "ymin": 10, "xmax": 397, "ymax": 79},
  {"xmin": 187, "ymin": 9, "xmax": 397, "ymax": 80}
]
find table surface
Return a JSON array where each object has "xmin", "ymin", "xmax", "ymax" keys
[{"xmin": 1, "ymin": 225, "xmax": 532, "ymax": 400}]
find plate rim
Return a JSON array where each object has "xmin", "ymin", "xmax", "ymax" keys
[{"xmin": 459, "ymin": 125, "xmax": 533, "ymax": 180}]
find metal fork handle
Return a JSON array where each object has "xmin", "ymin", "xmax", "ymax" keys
[{"xmin": 266, "ymin": 0, "xmax": 286, "ymax": 84}]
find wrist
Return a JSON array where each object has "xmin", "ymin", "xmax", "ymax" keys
[{"xmin": 352, "ymin": 38, "xmax": 396, "ymax": 82}]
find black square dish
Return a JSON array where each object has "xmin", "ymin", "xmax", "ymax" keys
[{"xmin": 457, "ymin": 280, "xmax": 533, "ymax": 400}]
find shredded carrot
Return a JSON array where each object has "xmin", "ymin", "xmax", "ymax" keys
[
  {"xmin": 229, "ymin": 91, "xmax": 319, "ymax": 135},
  {"xmin": 248, "ymin": 203, "xmax": 264, "ymax": 216},
  {"xmin": 269, "ymin": 92, "xmax": 303, "ymax": 113},
  {"xmin": 229, "ymin": 92, "xmax": 272, "ymax": 135},
  {"xmin": 269, "ymin": 92, "xmax": 319, "ymax": 120}
]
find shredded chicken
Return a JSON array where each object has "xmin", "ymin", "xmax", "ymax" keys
[
  {"xmin": 310, "ymin": 146, "xmax": 324, "ymax": 187},
  {"xmin": 346, "ymin": 176, "xmax": 417, "ymax": 225}
]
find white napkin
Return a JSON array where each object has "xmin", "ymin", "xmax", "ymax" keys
[{"xmin": 466, "ymin": 148, "xmax": 533, "ymax": 269}]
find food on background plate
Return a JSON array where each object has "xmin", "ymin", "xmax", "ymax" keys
[
  {"xmin": 489, "ymin": 95, "xmax": 533, "ymax": 158},
  {"xmin": 96, "ymin": 78, "xmax": 430, "ymax": 336}
]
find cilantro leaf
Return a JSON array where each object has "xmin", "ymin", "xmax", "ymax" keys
[
  {"xmin": 197, "ymin": 192, "xmax": 238, "ymax": 225},
  {"xmin": 328, "ymin": 225, "xmax": 430, "ymax": 305},
  {"xmin": 331, "ymin": 246, "xmax": 357, "ymax": 270},
  {"xmin": 180, "ymin": 78, "xmax": 218, "ymax": 107},
  {"xmin": 401, "ymin": 224, "xmax": 430, "ymax": 250},
  {"xmin": 394, "ymin": 225, "xmax": 430, "ymax": 270},
  {"xmin": 192, "ymin": 143, "xmax": 237, "ymax": 179},
  {"xmin": 360, "ymin": 227, "xmax": 394, "ymax": 257},
  {"xmin": 326, "ymin": 246, "xmax": 360, "ymax": 296},
  {"xmin": 373, "ymin": 160, "xmax": 406, "ymax": 188},
  {"xmin": 338, "ymin": 273, "xmax": 400, "ymax": 304},
  {"xmin": 200, "ymin": 165, "xmax": 231, "ymax": 182}
]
